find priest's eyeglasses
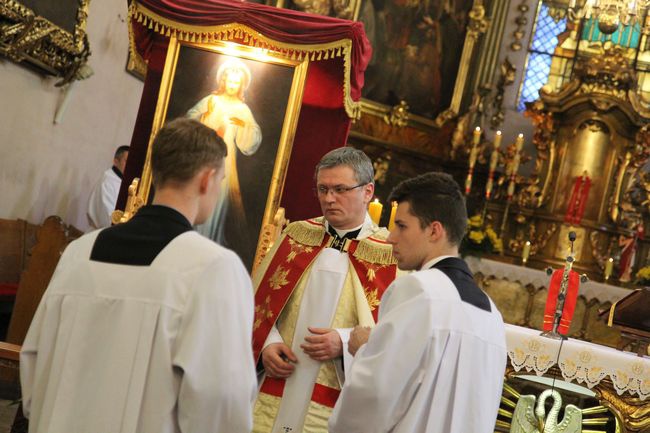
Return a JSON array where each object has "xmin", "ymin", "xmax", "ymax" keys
[{"xmin": 314, "ymin": 183, "xmax": 367, "ymax": 197}]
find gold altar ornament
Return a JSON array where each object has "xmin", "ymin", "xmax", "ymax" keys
[
  {"xmin": 604, "ymin": 257, "xmax": 614, "ymax": 282},
  {"xmin": 368, "ymin": 199, "xmax": 382, "ymax": 225}
]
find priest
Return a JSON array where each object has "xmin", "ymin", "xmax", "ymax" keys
[
  {"xmin": 329, "ymin": 172, "xmax": 507, "ymax": 433},
  {"xmin": 20, "ymin": 118, "xmax": 257, "ymax": 433},
  {"xmin": 252, "ymin": 147, "xmax": 398, "ymax": 433}
]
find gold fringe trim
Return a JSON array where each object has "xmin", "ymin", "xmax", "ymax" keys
[
  {"xmin": 284, "ymin": 221, "xmax": 326, "ymax": 247},
  {"xmin": 353, "ymin": 238, "xmax": 396, "ymax": 265},
  {"xmin": 128, "ymin": 2, "xmax": 361, "ymax": 118}
]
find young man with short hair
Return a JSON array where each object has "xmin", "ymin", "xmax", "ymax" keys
[
  {"xmin": 21, "ymin": 118, "xmax": 257, "ymax": 433},
  {"xmin": 329, "ymin": 171, "xmax": 507, "ymax": 433}
]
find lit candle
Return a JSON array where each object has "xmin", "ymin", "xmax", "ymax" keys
[
  {"xmin": 368, "ymin": 199, "xmax": 383, "ymax": 225},
  {"xmin": 604, "ymin": 257, "xmax": 614, "ymax": 281},
  {"xmin": 388, "ymin": 201, "xmax": 398, "ymax": 231},
  {"xmin": 515, "ymin": 133, "xmax": 524, "ymax": 152},
  {"xmin": 494, "ymin": 130, "xmax": 502, "ymax": 149},
  {"xmin": 473, "ymin": 126, "xmax": 481, "ymax": 145},
  {"xmin": 522, "ymin": 241, "xmax": 531, "ymax": 265}
]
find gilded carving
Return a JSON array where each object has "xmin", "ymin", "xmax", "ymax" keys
[
  {"xmin": 0, "ymin": 0, "xmax": 91, "ymax": 84},
  {"xmin": 596, "ymin": 385, "xmax": 650, "ymax": 433}
]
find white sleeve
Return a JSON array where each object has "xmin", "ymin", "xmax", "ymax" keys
[
  {"xmin": 173, "ymin": 251, "xmax": 257, "ymax": 433},
  {"xmin": 262, "ymin": 324, "xmax": 284, "ymax": 349},
  {"xmin": 328, "ymin": 276, "xmax": 434, "ymax": 433},
  {"xmin": 334, "ymin": 327, "xmax": 353, "ymax": 385},
  {"xmin": 19, "ymin": 294, "xmax": 48, "ymax": 419}
]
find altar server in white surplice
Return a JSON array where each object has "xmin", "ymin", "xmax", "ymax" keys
[
  {"xmin": 329, "ymin": 172, "xmax": 507, "ymax": 433},
  {"xmin": 21, "ymin": 118, "xmax": 257, "ymax": 433}
]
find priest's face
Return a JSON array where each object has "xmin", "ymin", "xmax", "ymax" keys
[
  {"xmin": 316, "ymin": 165, "xmax": 373, "ymax": 230},
  {"xmin": 387, "ymin": 201, "xmax": 431, "ymax": 270}
]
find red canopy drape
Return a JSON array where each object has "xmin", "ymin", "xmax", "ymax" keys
[{"xmin": 119, "ymin": 0, "xmax": 372, "ymax": 221}]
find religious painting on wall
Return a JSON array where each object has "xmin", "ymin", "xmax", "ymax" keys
[
  {"xmin": 150, "ymin": 37, "xmax": 308, "ymax": 270},
  {"xmin": 359, "ymin": 0, "xmax": 475, "ymax": 119}
]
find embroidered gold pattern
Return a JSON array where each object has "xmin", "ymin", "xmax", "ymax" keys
[
  {"xmin": 364, "ymin": 287, "xmax": 380, "ymax": 311},
  {"xmin": 254, "ymin": 295, "xmax": 273, "ymax": 330},
  {"xmin": 269, "ymin": 266, "xmax": 290, "ymax": 290},
  {"xmin": 286, "ymin": 238, "xmax": 314, "ymax": 262}
]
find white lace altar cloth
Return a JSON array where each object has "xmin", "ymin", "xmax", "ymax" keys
[{"xmin": 506, "ymin": 324, "xmax": 650, "ymax": 400}]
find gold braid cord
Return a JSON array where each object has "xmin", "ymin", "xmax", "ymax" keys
[{"xmin": 128, "ymin": 2, "xmax": 361, "ymax": 118}]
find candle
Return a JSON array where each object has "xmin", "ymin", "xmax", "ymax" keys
[
  {"xmin": 473, "ymin": 126, "xmax": 481, "ymax": 145},
  {"xmin": 522, "ymin": 241, "xmax": 531, "ymax": 265},
  {"xmin": 494, "ymin": 130, "xmax": 502, "ymax": 149},
  {"xmin": 368, "ymin": 199, "xmax": 383, "ymax": 225},
  {"xmin": 388, "ymin": 201, "xmax": 398, "ymax": 231},
  {"xmin": 515, "ymin": 133, "xmax": 524, "ymax": 152},
  {"xmin": 604, "ymin": 257, "xmax": 614, "ymax": 281}
]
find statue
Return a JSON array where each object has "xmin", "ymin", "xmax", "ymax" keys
[{"xmin": 511, "ymin": 389, "xmax": 582, "ymax": 433}]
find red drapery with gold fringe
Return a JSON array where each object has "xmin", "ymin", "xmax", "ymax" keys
[{"xmin": 119, "ymin": 0, "xmax": 372, "ymax": 220}]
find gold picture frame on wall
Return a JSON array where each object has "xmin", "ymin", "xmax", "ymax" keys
[
  {"xmin": 141, "ymin": 36, "xmax": 308, "ymax": 271},
  {"xmin": 272, "ymin": 0, "xmax": 489, "ymax": 128},
  {"xmin": 0, "ymin": 0, "xmax": 91, "ymax": 84}
]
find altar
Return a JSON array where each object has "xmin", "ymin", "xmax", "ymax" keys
[
  {"xmin": 497, "ymin": 324, "xmax": 650, "ymax": 433},
  {"xmin": 468, "ymin": 256, "xmax": 632, "ymax": 350}
]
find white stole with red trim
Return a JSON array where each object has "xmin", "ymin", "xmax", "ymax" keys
[{"xmin": 271, "ymin": 248, "xmax": 349, "ymax": 433}]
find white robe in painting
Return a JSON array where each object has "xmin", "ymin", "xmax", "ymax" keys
[
  {"xmin": 329, "ymin": 256, "xmax": 507, "ymax": 433},
  {"xmin": 187, "ymin": 94, "xmax": 262, "ymax": 245},
  {"xmin": 20, "ymin": 229, "xmax": 257, "ymax": 433}
]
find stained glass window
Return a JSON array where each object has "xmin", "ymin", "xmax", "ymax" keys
[{"xmin": 517, "ymin": 4, "xmax": 567, "ymax": 112}]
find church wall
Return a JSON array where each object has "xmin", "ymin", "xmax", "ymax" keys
[{"xmin": 0, "ymin": 0, "xmax": 143, "ymax": 231}]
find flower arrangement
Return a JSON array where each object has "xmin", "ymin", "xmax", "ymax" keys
[
  {"xmin": 635, "ymin": 265, "xmax": 650, "ymax": 286},
  {"xmin": 461, "ymin": 214, "xmax": 503, "ymax": 256}
]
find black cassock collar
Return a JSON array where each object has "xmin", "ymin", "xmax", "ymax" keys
[
  {"xmin": 90, "ymin": 205, "xmax": 193, "ymax": 266},
  {"xmin": 430, "ymin": 257, "xmax": 491, "ymax": 312}
]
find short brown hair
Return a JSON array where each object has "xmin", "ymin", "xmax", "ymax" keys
[
  {"xmin": 151, "ymin": 118, "xmax": 227, "ymax": 187},
  {"xmin": 389, "ymin": 172, "xmax": 467, "ymax": 246}
]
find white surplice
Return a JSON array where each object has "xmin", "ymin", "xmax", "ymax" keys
[
  {"xmin": 87, "ymin": 167, "xmax": 122, "ymax": 229},
  {"xmin": 20, "ymin": 230, "xmax": 257, "ymax": 433},
  {"xmin": 329, "ymin": 257, "xmax": 507, "ymax": 433}
]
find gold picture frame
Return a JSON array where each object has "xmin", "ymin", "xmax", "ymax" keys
[
  {"xmin": 141, "ymin": 36, "xmax": 308, "ymax": 271},
  {"xmin": 0, "ymin": 0, "xmax": 91, "ymax": 84},
  {"xmin": 357, "ymin": 0, "xmax": 489, "ymax": 129}
]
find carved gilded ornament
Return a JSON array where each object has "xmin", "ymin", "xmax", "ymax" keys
[{"xmin": 0, "ymin": 0, "xmax": 91, "ymax": 85}]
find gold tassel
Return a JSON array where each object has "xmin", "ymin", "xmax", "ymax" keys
[
  {"xmin": 324, "ymin": 50, "xmax": 330, "ymax": 60},
  {"xmin": 190, "ymin": 33, "xmax": 196, "ymax": 43},
  {"xmin": 154, "ymin": 22, "xmax": 159, "ymax": 32},
  {"xmin": 336, "ymin": 47, "xmax": 342, "ymax": 57},
  {"xmin": 317, "ymin": 50, "xmax": 323, "ymax": 61},
  {"xmin": 285, "ymin": 221, "xmax": 325, "ymax": 247},
  {"xmin": 290, "ymin": 50, "xmax": 296, "ymax": 60},
  {"xmin": 165, "ymin": 27, "xmax": 171, "ymax": 37},
  {"xmin": 353, "ymin": 239, "xmax": 396, "ymax": 265}
]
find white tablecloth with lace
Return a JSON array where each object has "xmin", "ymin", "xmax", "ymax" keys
[
  {"xmin": 505, "ymin": 324, "xmax": 650, "ymax": 400},
  {"xmin": 467, "ymin": 256, "xmax": 631, "ymax": 304}
]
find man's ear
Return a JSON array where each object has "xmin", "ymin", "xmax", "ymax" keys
[
  {"xmin": 198, "ymin": 167, "xmax": 216, "ymax": 194},
  {"xmin": 363, "ymin": 182, "xmax": 375, "ymax": 204},
  {"xmin": 428, "ymin": 221, "xmax": 445, "ymax": 243}
]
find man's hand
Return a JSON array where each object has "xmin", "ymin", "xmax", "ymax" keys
[
  {"xmin": 300, "ymin": 327, "xmax": 343, "ymax": 361},
  {"xmin": 349, "ymin": 326, "xmax": 371, "ymax": 356},
  {"xmin": 262, "ymin": 343, "xmax": 298, "ymax": 378}
]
